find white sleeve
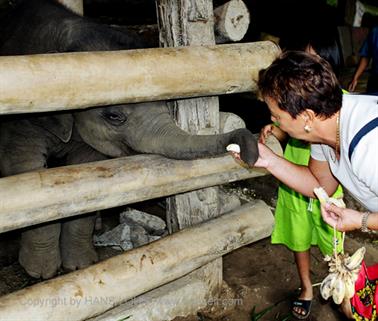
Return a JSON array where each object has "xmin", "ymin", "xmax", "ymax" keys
[
  {"xmin": 310, "ymin": 143, "xmax": 327, "ymax": 161},
  {"xmin": 351, "ymin": 130, "xmax": 378, "ymax": 196}
]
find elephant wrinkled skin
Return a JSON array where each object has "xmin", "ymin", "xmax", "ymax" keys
[{"xmin": 0, "ymin": 0, "xmax": 258, "ymax": 279}]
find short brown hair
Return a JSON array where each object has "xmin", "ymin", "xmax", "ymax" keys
[{"xmin": 258, "ymin": 51, "xmax": 342, "ymax": 119}]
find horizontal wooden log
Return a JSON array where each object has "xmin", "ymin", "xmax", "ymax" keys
[
  {"xmin": 0, "ymin": 201, "xmax": 274, "ymax": 321},
  {"xmin": 0, "ymin": 41, "xmax": 280, "ymax": 114},
  {"xmin": 0, "ymin": 156, "xmax": 263, "ymax": 234},
  {"xmin": 0, "ymin": 136, "xmax": 281, "ymax": 234},
  {"xmin": 88, "ymin": 259, "xmax": 220, "ymax": 321}
]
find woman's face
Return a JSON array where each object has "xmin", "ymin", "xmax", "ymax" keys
[{"xmin": 265, "ymin": 96, "xmax": 309, "ymax": 140}]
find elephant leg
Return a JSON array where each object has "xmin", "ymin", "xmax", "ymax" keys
[
  {"xmin": 19, "ymin": 223, "xmax": 61, "ymax": 279},
  {"xmin": 0, "ymin": 131, "xmax": 64, "ymax": 279},
  {"xmin": 60, "ymin": 143, "xmax": 106, "ymax": 271},
  {"xmin": 61, "ymin": 214, "xmax": 98, "ymax": 271}
]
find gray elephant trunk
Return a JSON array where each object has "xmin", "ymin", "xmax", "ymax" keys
[{"xmin": 124, "ymin": 107, "xmax": 258, "ymax": 164}]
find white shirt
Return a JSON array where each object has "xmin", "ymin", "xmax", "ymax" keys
[{"xmin": 311, "ymin": 94, "xmax": 378, "ymax": 211}]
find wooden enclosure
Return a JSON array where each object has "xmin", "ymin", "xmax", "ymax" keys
[{"xmin": 0, "ymin": 0, "xmax": 281, "ymax": 320}]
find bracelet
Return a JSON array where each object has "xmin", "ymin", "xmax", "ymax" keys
[{"xmin": 361, "ymin": 212, "xmax": 371, "ymax": 233}]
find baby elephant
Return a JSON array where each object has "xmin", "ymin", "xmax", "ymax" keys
[{"xmin": 0, "ymin": 0, "xmax": 259, "ymax": 279}]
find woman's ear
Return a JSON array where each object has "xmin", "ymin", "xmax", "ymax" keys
[
  {"xmin": 301, "ymin": 109, "xmax": 316, "ymax": 124},
  {"xmin": 300, "ymin": 109, "xmax": 317, "ymax": 134}
]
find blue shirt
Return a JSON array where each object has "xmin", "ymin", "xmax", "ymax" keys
[{"xmin": 359, "ymin": 27, "xmax": 378, "ymax": 75}]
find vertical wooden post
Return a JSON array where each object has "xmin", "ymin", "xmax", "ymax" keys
[{"xmin": 156, "ymin": 0, "xmax": 223, "ymax": 302}]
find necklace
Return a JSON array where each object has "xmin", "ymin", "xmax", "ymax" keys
[
  {"xmin": 330, "ymin": 112, "xmax": 340, "ymax": 163},
  {"xmin": 335, "ymin": 113, "xmax": 340, "ymax": 157}
]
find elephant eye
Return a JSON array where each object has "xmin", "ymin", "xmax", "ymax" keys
[{"xmin": 102, "ymin": 111, "xmax": 127, "ymax": 126}]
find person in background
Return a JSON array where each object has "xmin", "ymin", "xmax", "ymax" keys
[
  {"xmin": 348, "ymin": 26, "xmax": 378, "ymax": 95},
  {"xmin": 253, "ymin": 50, "xmax": 378, "ymax": 320},
  {"xmin": 260, "ymin": 35, "xmax": 344, "ymax": 320}
]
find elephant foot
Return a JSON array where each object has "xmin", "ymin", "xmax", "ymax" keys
[
  {"xmin": 61, "ymin": 215, "xmax": 98, "ymax": 271},
  {"xmin": 19, "ymin": 223, "xmax": 61, "ymax": 279}
]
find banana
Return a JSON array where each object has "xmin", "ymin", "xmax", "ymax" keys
[
  {"xmin": 320, "ymin": 272, "xmax": 338, "ymax": 300},
  {"xmin": 313, "ymin": 186, "xmax": 346, "ymax": 208},
  {"xmin": 329, "ymin": 197, "xmax": 346, "ymax": 208},
  {"xmin": 343, "ymin": 277, "xmax": 356, "ymax": 299},
  {"xmin": 345, "ymin": 247, "xmax": 366, "ymax": 271},
  {"xmin": 226, "ymin": 144, "xmax": 240, "ymax": 153},
  {"xmin": 313, "ymin": 187, "xmax": 330, "ymax": 205},
  {"xmin": 332, "ymin": 275, "xmax": 346, "ymax": 304}
]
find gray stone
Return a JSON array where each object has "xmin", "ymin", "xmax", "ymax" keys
[
  {"xmin": 120, "ymin": 208, "xmax": 166, "ymax": 235},
  {"xmin": 93, "ymin": 223, "xmax": 133, "ymax": 251}
]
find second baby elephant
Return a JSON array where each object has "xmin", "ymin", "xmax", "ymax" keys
[{"xmin": 0, "ymin": 0, "xmax": 259, "ymax": 279}]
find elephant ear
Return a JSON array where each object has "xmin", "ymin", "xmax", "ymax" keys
[{"xmin": 31, "ymin": 114, "xmax": 73, "ymax": 143}]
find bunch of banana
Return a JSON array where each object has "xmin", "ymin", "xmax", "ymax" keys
[
  {"xmin": 313, "ymin": 187, "xmax": 366, "ymax": 304},
  {"xmin": 320, "ymin": 246, "xmax": 366, "ymax": 304}
]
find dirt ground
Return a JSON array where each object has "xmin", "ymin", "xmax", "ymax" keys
[
  {"xmin": 0, "ymin": 175, "xmax": 377, "ymax": 321},
  {"xmin": 173, "ymin": 176, "xmax": 378, "ymax": 321},
  {"xmin": 174, "ymin": 233, "xmax": 377, "ymax": 321}
]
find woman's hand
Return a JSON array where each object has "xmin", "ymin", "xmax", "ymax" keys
[
  {"xmin": 320, "ymin": 203, "xmax": 363, "ymax": 232},
  {"xmin": 259, "ymin": 124, "xmax": 287, "ymax": 144},
  {"xmin": 253, "ymin": 142, "xmax": 275, "ymax": 168},
  {"xmin": 228, "ymin": 142, "xmax": 274, "ymax": 169},
  {"xmin": 259, "ymin": 124, "xmax": 275, "ymax": 144}
]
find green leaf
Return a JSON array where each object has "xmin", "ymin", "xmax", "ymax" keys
[
  {"xmin": 250, "ymin": 304, "xmax": 276, "ymax": 320},
  {"xmin": 250, "ymin": 296, "xmax": 289, "ymax": 321},
  {"xmin": 279, "ymin": 314, "xmax": 292, "ymax": 321}
]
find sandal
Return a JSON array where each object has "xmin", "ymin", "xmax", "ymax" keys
[{"xmin": 292, "ymin": 298, "xmax": 312, "ymax": 320}]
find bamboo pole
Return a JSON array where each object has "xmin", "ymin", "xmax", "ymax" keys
[
  {"xmin": 0, "ymin": 201, "xmax": 274, "ymax": 321},
  {"xmin": 0, "ymin": 42, "xmax": 280, "ymax": 114}
]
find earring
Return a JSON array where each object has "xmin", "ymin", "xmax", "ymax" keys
[{"xmin": 304, "ymin": 125, "xmax": 312, "ymax": 133}]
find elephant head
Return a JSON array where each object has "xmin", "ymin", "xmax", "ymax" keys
[{"xmin": 71, "ymin": 101, "xmax": 259, "ymax": 166}]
